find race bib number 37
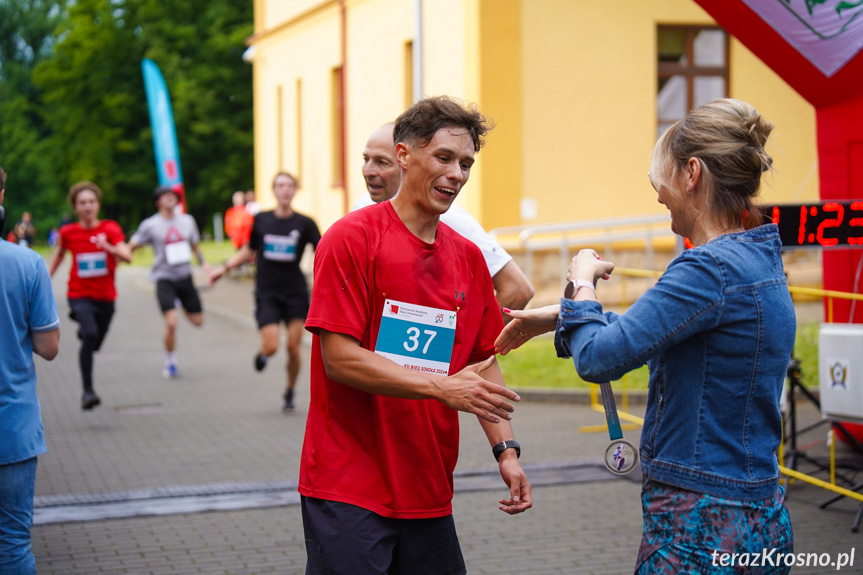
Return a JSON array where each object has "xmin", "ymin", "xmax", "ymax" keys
[{"xmin": 374, "ymin": 299, "xmax": 457, "ymax": 376}]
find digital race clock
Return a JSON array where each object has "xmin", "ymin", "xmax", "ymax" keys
[{"xmin": 762, "ymin": 202, "xmax": 863, "ymax": 248}]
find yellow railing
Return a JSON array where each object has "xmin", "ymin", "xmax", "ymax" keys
[
  {"xmin": 784, "ymin": 285, "xmax": 863, "ymax": 323},
  {"xmin": 579, "ymin": 267, "xmax": 863, "ymax": 502}
]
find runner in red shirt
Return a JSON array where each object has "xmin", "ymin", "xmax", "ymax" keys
[
  {"xmin": 300, "ymin": 96, "xmax": 532, "ymax": 574},
  {"xmin": 48, "ymin": 181, "xmax": 131, "ymax": 410}
]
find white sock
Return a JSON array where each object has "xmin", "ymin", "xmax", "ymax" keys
[{"xmin": 165, "ymin": 351, "xmax": 177, "ymax": 367}]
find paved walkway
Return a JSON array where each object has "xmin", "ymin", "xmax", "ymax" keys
[{"xmin": 30, "ymin": 264, "xmax": 863, "ymax": 574}]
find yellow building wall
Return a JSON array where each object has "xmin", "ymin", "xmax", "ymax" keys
[
  {"xmin": 344, "ymin": 0, "xmax": 413, "ymax": 216},
  {"xmin": 259, "ymin": 0, "xmax": 331, "ymax": 33},
  {"xmin": 473, "ymin": 0, "xmax": 522, "ymax": 230},
  {"xmin": 253, "ymin": 1, "xmax": 345, "ymax": 227},
  {"xmin": 251, "ymin": 0, "xmax": 819, "ymax": 233},
  {"xmin": 514, "ymin": 0, "xmax": 817, "ymax": 227}
]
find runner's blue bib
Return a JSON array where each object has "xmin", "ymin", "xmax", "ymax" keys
[
  {"xmin": 374, "ymin": 299, "xmax": 457, "ymax": 376},
  {"xmin": 76, "ymin": 252, "xmax": 108, "ymax": 278},
  {"xmin": 263, "ymin": 233, "xmax": 297, "ymax": 261}
]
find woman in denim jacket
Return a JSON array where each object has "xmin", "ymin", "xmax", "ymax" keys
[{"xmin": 496, "ymin": 99, "xmax": 796, "ymax": 574}]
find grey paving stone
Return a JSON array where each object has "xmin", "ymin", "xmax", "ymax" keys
[{"xmin": 28, "ymin": 265, "xmax": 863, "ymax": 575}]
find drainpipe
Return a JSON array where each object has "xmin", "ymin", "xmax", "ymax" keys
[
  {"xmin": 413, "ymin": 0, "xmax": 423, "ymax": 102},
  {"xmin": 339, "ymin": 0, "xmax": 349, "ymax": 214}
]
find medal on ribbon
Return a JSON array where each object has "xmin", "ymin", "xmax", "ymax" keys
[{"xmin": 598, "ymin": 381, "xmax": 638, "ymax": 475}]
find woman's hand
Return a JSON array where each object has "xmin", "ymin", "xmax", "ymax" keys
[
  {"xmin": 568, "ymin": 249, "xmax": 614, "ymax": 285},
  {"xmin": 494, "ymin": 305, "xmax": 560, "ymax": 355}
]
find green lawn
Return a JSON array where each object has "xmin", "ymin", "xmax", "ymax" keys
[
  {"xmin": 498, "ymin": 321, "xmax": 820, "ymax": 390},
  {"xmin": 128, "ymin": 240, "xmax": 239, "ymax": 267},
  {"xmin": 37, "ymin": 240, "xmax": 240, "ymax": 267},
  {"xmin": 498, "ymin": 338, "xmax": 648, "ymax": 390}
]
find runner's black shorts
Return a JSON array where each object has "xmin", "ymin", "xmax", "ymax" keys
[
  {"xmin": 255, "ymin": 293, "xmax": 309, "ymax": 328},
  {"xmin": 301, "ymin": 496, "xmax": 466, "ymax": 575},
  {"xmin": 156, "ymin": 276, "xmax": 203, "ymax": 314}
]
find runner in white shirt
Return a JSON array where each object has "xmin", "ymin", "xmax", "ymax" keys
[{"xmin": 353, "ymin": 124, "xmax": 534, "ymax": 317}]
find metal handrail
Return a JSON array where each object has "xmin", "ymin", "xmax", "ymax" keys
[
  {"xmin": 489, "ymin": 213, "xmax": 672, "ymax": 244},
  {"xmin": 489, "ymin": 214, "xmax": 676, "ymax": 286},
  {"xmin": 615, "ymin": 268, "xmax": 860, "ymax": 323}
]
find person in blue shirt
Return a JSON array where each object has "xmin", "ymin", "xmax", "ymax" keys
[
  {"xmin": 496, "ymin": 99, "xmax": 795, "ymax": 574},
  {"xmin": 0, "ymin": 166, "xmax": 60, "ymax": 575}
]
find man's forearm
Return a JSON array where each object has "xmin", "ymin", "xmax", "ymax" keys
[
  {"xmin": 475, "ymin": 361, "xmax": 517, "ymax": 445},
  {"xmin": 32, "ymin": 328, "xmax": 59, "ymax": 360},
  {"xmin": 320, "ymin": 331, "xmax": 518, "ymax": 424},
  {"xmin": 492, "ymin": 260, "xmax": 535, "ymax": 314},
  {"xmin": 320, "ymin": 330, "xmax": 441, "ymax": 400}
]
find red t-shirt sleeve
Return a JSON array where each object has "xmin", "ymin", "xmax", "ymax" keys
[
  {"xmin": 106, "ymin": 221, "xmax": 125, "ymax": 245},
  {"xmin": 58, "ymin": 224, "xmax": 72, "ymax": 248},
  {"xmin": 305, "ymin": 215, "xmax": 372, "ymax": 343}
]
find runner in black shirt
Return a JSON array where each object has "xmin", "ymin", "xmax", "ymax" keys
[{"xmin": 210, "ymin": 172, "xmax": 321, "ymax": 412}]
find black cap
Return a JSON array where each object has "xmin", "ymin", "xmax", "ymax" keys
[{"xmin": 154, "ymin": 185, "xmax": 179, "ymax": 201}]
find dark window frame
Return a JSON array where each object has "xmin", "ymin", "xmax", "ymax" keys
[{"xmin": 657, "ymin": 25, "xmax": 730, "ymax": 129}]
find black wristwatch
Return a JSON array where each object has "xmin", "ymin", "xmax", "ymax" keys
[{"xmin": 492, "ymin": 440, "xmax": 521, "ymax": 462}]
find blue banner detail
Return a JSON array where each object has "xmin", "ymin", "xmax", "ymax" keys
[{"xmin": 142, "ymin": 59, "xmax": 183, "ymax": 187}]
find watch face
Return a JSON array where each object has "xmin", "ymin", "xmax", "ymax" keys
[
  {"xmin": 564, "ymin": 281, "xmax": 575, "ymax": 299},
  {"xmin": 604, "ymin": 440, "xmax": 638, "ymax": 475}
]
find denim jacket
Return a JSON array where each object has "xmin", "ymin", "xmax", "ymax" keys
[{"xmin": 555, "ymin": 225, "xmax": 796, "ymax": 500}]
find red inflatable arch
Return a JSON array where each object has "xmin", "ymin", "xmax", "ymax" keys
[{"xmin": 696, "ymin": 0, "xmax": 863, "ymax": 323}]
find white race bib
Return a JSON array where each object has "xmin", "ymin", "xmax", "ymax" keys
[
  {"xmin": 165, "ymin": 241, "xmax": 192, "ymax": 266},
  {"xmin": 374, "ymin": 299, "xmax": 457, "ymax": 376}
]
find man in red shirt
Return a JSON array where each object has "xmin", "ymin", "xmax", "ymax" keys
[
  {"xmin": 49, "ymin": 181, "xmax": 132, "ymax": 409},
  {"xmin": 300, "ymin": 96, "xmax": 532, "ymax": 574}
]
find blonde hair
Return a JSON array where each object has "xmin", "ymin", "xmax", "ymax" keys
[
  {"xmin": 649, "ymin": 98, "xmax": 773, "ymax": 229},
  {"xmin": 271, "ymin": 171, "xmax": 299, "ymax": 189}
]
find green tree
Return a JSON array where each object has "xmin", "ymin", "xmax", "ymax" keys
[
  {"xmin": 0, "ymin": 0, "xmax": 67, "ymax": 240},
  {"xmin": 32, "ymin": 0, "xmax": 253, "ymax": 234}
]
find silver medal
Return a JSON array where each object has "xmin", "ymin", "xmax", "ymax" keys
[{"xmin": 604, "ymin": 439, "xmax": 638, "ymax": 475}]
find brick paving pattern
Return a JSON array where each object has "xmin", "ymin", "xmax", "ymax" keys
[{"xmin": 28, "ymin": 264, "xmax": 862, "ymax": 574}]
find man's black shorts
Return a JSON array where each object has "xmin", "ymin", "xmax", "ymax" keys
[
  {"xmin": 301, "ymin": 496, "xmax": 466, "ymax": 575},
  {"xmin": 255, "ymin": 294, "xmax": 309, "ymax": 328},
  {"xmin": 156, "ymin": 276, "xmax": 203, "ymax": 314}
]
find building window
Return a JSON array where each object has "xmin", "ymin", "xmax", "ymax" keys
[
  {"xmin": 295, "ymin": 78, "xmax": 303, "ymax": 182},
  {"xmin": 331, "ymin": 66, "xmax": 345, "ymax": 186},
  {"xmin": 276, "ymin": 84, "xmax": 284, "ymax": 171},
  {"xmin": 404, "ymin": 40, "xmax": 414, "ymax": 108},
  {"xmin": 657, "ymin": 25, "xmax": 728, "ymax": 139}
]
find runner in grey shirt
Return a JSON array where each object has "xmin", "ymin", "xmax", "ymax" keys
[{"xmin": 129, "ymin": 186, "xmax": 210, "ymax": 378}]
